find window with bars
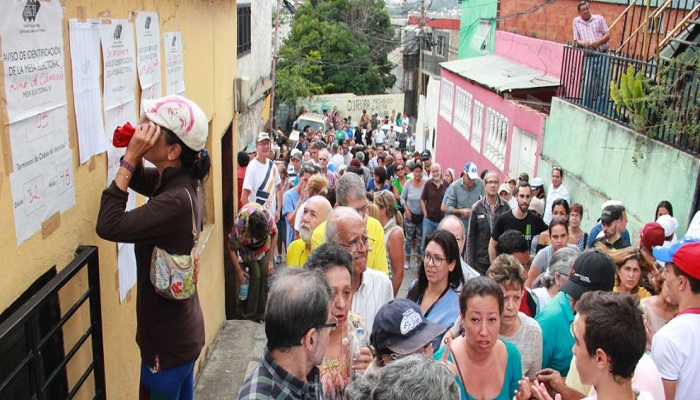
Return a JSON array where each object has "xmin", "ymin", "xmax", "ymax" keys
[
  {"xmin": 436, "ymin": 36, "xmax": 445, "ymax": 57},
  {"xmin": 439, "ymin": 79, "xmax": 454, "ymax": 122},
  {"xmin": 237, "ymin": 5, "xmax": 251, "ymax": 56}
]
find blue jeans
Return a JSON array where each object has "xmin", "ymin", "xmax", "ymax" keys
[
  {"xmin": 140, "ymin": 360, "xmax": 195, "ymax": 399},
  {"xmin": 581, "ymin": 51, "xmax": 611, "ymax": 115},
  {"xmin": 421, "ymin": 218, "xmax": 440, "ymax": 255}
]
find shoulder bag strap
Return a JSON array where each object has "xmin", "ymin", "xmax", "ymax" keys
[
  {"xmin": 257, "ymin": 159, "xmax": 274, "ymax": 195},
  {"xmin": 183, "ymin": 188, "xmax": 198, "ymax": 245}
]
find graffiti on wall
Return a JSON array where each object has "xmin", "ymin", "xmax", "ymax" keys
[{"xmin": 297, "ymin": 93, "xmax": 405, "ymax": 123}]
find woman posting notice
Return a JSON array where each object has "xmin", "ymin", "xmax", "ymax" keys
[{"xmin": 96, "ymin": 96, "xmax": 210, "ymax": 399}]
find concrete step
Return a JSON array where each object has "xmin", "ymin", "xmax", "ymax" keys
[{"xmin": 194, "ymin": 320, "xmax": 267, "ymax": 399}]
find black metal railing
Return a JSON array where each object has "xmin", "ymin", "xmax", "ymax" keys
[
  {"xmin": 560, "ymin": 45, "xmax": 700, "ymax": 154},
  {"xmin": 0, "ymin": 246, "xmax": 105, "ymax": 399}
]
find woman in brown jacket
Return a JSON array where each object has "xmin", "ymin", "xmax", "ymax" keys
[{"xmin": 96, "ymin": 95, "xmax": 210, "ymax": 399}]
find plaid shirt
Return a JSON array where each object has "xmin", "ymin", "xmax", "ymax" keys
[
  {"xmin": 573, "ymin": 15, "xmax": 609, "ymax": 51},
  {"xmin": 238, "ymin": 350, "xmax": 322, "ymax": 399}
]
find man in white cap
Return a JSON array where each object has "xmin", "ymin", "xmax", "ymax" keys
[
  {"xmin": 656, "ymin": 214, "xmax": 679, "ymax": 245},
  {"xmin": 446, "ymin": 161, "xmax": 485, "ymax": 230},
  {"xmin": 241, "ymin": 132, "xmax": 283, "ymax": 221},
  {"xmin": 287, "ymin": 148, "xmax": 303, "ymax": 185}
]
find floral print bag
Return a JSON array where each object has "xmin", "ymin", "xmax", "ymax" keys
[{"xmin": 150, "ymin": 188, "xmax": 201, "ymax": 300}]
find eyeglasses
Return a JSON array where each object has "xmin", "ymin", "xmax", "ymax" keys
[
  {"xmin": 352, "ymin": 202, "xmax": 370, "ymax": 216},
  {"xmin": 319, "ymin": 158, "xmax": 328, "ymax": 161},
  {"xmin": 423, "ymin": 252, "xmax": 447, "ymax": 265},
  {"xmin": 485, "ymin": 180, "xmax": 499, "ymax": 185},
  {"xmin": 316, "ymin": 316, "xmax": 338, "ymax": 331},
  {"xmin": 341, "ymin": 235, "xmax": 374, "ymax": 252}
]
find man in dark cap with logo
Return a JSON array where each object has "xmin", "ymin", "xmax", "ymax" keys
[
  {"xmin": 535, "ymin": 248, "xmax": 616, "ymax": 377},
  {"xmin": 595, "ymin": 204, "xmax": 630, "ymax": 249},
  {"xmin": 368, "ymin": 299, "xmax": 446, "ymax": 368},
  {"xmin": 421, "ymin": 149, "xmax": 433, "ymax": 171}
]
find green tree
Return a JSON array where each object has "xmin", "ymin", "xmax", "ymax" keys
[{"xmin": 275, "ymin": 0, "xmax": 396, "ymax": 104}]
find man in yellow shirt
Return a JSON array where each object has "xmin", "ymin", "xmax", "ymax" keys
[
  {"xmin": 286, "ymin": 196, "xmax": 332, "ymax": 268},
  {"xmin": 311, "ymin": 173, "xmax": 390, "ymax": 276}
]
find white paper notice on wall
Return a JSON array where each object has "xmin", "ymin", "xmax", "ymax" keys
[
  {"xmin": 100, "ymin": 18, "xmax": 137, "ymax": 110},
  {"xmin": 69, "ymin": 19, "xmax": 108, "ymax": 164},
  {"xmin": 135, "ymin": 12, "xmax": 162, "ymax": 102},
  {"xmin": 1, "ymin": 0, "xmax": 76, "ymax": 245},
  {"xmin": 164, "ymin": 32, "xmax": 185, "ymax": 96}
]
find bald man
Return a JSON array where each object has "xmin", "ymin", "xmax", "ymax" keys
[{"xmin": 286, "ymin": 196, "xmax": 333, "ymax": 268}]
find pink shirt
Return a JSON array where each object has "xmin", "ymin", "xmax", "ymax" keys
[{"xmin": 573, "ymin": 15, "xmax": 609, "ymax": 51}]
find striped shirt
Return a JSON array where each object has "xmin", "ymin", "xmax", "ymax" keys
[
  {"xmin": 238, "ymin": 350, "xmax": 321, "ymax": 399},
  {"xmin": 573, "ymin": 15, "xmax": 609, "ymax": 51}
]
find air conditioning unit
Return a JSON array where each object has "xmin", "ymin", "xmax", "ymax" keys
[{"xmin": 236, "ymin": 75, "xmax": 250, "ymax": 112}]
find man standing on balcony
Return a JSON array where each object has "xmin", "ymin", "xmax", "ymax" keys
[{"xmin": 573, "ymin": 0, "xmax": 611, "ymax": 115}]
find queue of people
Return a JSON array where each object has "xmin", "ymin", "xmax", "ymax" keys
[{"xmin": 231, "ymin": 117, "xmax": 698, "ymax": 400}]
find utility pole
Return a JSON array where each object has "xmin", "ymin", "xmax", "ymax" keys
[
  {"xmin": 270, "ymin": 0, "xmax": 281, "ymax": 131},
  {"xmin": 416, "ymin": 0, "xmax": 425, "ymax": 113}
]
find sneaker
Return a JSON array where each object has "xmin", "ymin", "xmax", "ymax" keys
[{"xmin": 404, "ymin": 260, "xmax": 411, "ymax": 270}]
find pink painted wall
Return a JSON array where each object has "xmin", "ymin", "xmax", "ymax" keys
[
  {"xmin": 495, "ymin": 31, "xmax": 564, "ymax": 80},
  {"xmin": 436, "ymin": 69, "xmax": 547, "ymax": 182}
]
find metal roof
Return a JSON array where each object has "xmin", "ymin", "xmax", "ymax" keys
[{"xmin": 440, "ymin": 55, "xmax": 560, "ymax": 94}]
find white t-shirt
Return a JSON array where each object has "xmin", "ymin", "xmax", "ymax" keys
[
  {"xmin": 651, "ymin": 313, "xmax": 700, "ymax": 400},
  {"xmin": 351, "ymin": 269, "xmax": 394, "ymax": 335},
  {"xmin": 374, "ymin": 130, "xmax": 385, "ymax": 144},
  {"xmin": 532, "ymin": 286, "xmax": 552, "ymax": 313},
  {"xmin": 330, "ymin": 153, "xmax": 345, "ymax": 172},
  {"xmin": 242, "ymin": 157, "xmax": 281, "ymax": 214},
  {"xmin": 293, "ymin": 200, "xmax": 307, "ymax": 233}
]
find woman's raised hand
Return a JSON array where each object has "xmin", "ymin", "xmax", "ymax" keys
[{"xmin": 125, "ymin": 122, "xmax": 160, "ymax": 163}]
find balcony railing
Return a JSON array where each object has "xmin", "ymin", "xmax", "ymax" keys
[{"xmin": 559, "ymin": 45, "xmax": 700, "ymax": 154}]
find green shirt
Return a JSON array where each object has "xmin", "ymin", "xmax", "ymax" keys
[{"xmin": 536, "ymin": 291, "xmax": 575, "ymax": 376}]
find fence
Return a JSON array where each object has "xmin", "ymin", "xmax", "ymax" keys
[
  {"xmin": 559, "ymin": 45, "xmax": 700, "ymax": 154},
  {"xmin": 0, "ymin": 246, "xmax": 105, "ymax": 399}
]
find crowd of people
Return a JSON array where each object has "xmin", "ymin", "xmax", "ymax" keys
[{"xmin": 231, "ymin": 106, "xmax": 699, "ymax": 400}]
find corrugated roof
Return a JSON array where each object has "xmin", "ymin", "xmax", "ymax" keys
[{"xmin": 440, "ymin": 55, "xmax": 560, "ymax": 93}]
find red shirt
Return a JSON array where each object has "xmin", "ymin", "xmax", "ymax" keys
[{"xmin": 237, "ymin": 166, "xmax": 247, "ymax": 211}]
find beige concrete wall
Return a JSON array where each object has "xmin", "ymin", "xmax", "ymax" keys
[{"xmin": 0, "ymin": 0, "xmax": 235, "ymax": 398}]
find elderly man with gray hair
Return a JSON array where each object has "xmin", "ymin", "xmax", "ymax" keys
[
  {"xmin": 311, "ymin": 173, "xmax": 391, "ymax": 277},
  {"xmin": 238, "ymin": 268, "xmax": 333, "ymax": 399},
  {"xmin": 345, "ymin": 354, "xmax": 459, "ymax": 400},
  {"xmin": 286, "ymin": 196, "xmax": 333, "ymax": 268},
  {"xmin": 531, "ymin": 246, "xmax": 580, "ymax": 311},
  {"xmin": 325, "ymin": 206, "xmax": 393, "ymax": 334},
  {"xmin": 438, "ymin": 215, "xmax": 480, "ymax": 281}
]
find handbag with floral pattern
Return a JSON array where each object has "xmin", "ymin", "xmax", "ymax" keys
[{"xmin": 150, "ymin": 188, "xmax": 201, "ymax": 300}]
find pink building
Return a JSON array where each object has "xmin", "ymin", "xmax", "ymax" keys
[{"xmin": 436, "ymin": 31, "xmax": 564, "ymax": 181}]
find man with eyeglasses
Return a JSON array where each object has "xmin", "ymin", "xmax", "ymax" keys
[
  {"xmin": 325, "ymin": 207, "xmax": 393, "ymax": 334},
  {"xmin": 543, "ymin": 166, "xmax": 571, "ymax": 225},
  {"xmin": 238, "ymin": 268, "xmax": 333, "ymax": 399},
  {"xmin": 311, "ymin": 173, "xmax": 391, "ymax": 277},
  {"xmin": 318, "ymin": 148, "xmax": 338, "ymax": 188},
  {"xmin": 467, "ymin": 171, "xmax": 511, "ymax": 275}
]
